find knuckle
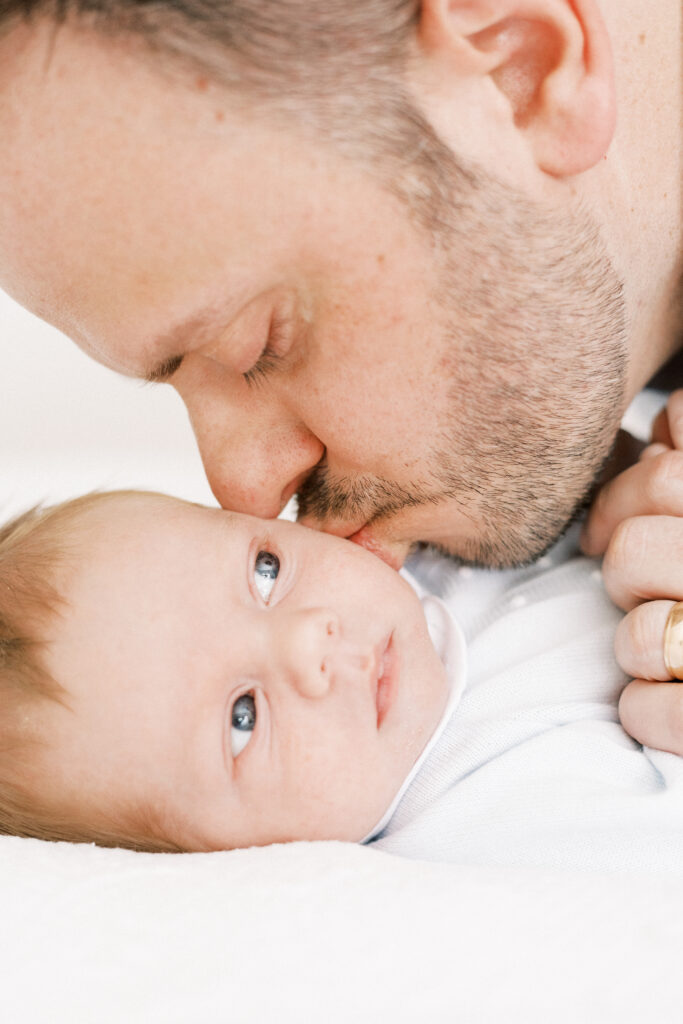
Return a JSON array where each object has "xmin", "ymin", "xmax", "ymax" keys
[
  {"xmin": 618, "ymin": 681, "xmax": 652, "ymax": 743},
  {"xmin": 622, "ymin": 610, "xmax": 649, "ymax": 663},
  {"xmin": 603, "ymin": 516, "xmax": 647, "ymax": 579},
  {"xmin": 617, "ymin": 682, "xmax": 638, "ymax": 736},
  {"xmin": 668, "ymin": 691, "xmax": 683, "ymax": 745},
  {"xmin": 666, "ymin": 391, "xmax": 683, "ymax": 447},
  {"xmin": 591, "ymin": 477, "xmax": 611, "ymax": 518},
  {"xmin": 644, "ymin": 450, "xmax": 683, "ymax": 505},
  {"xmin": 615, "ymin": 603, "xmax": 672, "ymax": 680},
  {"xmin": 585, "ymin": 478, "xmax": 612, "ymax": 543}
]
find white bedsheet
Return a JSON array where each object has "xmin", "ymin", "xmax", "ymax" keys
[{"xmin": 3, "ymin": 834, "xmax": 683, "ymax": 1023}]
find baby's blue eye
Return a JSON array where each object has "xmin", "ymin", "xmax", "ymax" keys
[
  {"xmin": 254, "ymin": 550, "xmax": 280, "ymax": 602},
  {"xmin": 231, "ymin": 693, "xmax": 256, "ymax": 757}
]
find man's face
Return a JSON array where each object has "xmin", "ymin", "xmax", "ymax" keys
[
  {"xmin": 40, "ymin": 495, "xmax": 448, "ymax": 849},
  {"xmin": 0, "ymin": 23, "xmax": 627, "ymax": 568}
]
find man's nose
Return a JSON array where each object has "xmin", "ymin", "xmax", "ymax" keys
[
  {"xmin": 179, "ymin": 376, "xmax": 324, "ymax": 518},
  {"xmin": 273, "ymin": 608, "xmax": 340, "ymax": 699}
]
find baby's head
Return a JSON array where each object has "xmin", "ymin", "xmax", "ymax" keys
[{"xmin": 0, "ymin": 491, "xmax": 449, "ymax": 852}]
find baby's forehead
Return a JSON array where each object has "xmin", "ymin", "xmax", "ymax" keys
[
  {"xmin": 68, "ymin": 493, "xmax": 222, "ymax": 552},
  {"xmin": 70, "ymin": 493, "xmax": 314, "ymax": 547}
]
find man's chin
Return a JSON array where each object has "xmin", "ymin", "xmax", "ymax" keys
[{"xmin": 413, "ymin": 498, "xmax": 592, "ymax": 570}]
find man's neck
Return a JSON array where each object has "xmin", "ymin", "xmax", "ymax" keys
[{"xmin": 586, "ymin": 0, "xmax": 682, "ymax": 397}]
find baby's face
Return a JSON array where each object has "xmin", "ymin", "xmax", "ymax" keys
[{"xmin": 41, "ymin": 495, "xmax": 448, "ymax": 849}]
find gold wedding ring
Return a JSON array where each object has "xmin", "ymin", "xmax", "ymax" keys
[{"xmin": 663, "ymin": 602, "xmax": 683, "ymax": 680}]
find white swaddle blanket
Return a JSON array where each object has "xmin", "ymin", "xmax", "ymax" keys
[{"xmin": 375, "ymin": 532, "xmax": 683, "ymax": 877}]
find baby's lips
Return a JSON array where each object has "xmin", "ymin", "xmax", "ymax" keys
[{"xmin": 347, "ymin": 526, "xmax": 409, "ymax": 571}]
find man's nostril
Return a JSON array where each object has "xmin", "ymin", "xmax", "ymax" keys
[{"xmin": 280, "ymin": 470, "xmax": 310, "ymax": 511}]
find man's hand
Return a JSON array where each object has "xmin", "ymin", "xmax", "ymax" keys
[{"xmin": 581, "ymin": 390, "xmax": 683, "ymax": 754}]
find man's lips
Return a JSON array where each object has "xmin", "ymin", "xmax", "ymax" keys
[
  {"xmin": 348, "ymin": 526, "xmax": 406, "ymax": 571},
  {"xmin": 375, "ymin": 632, "xmax": 397, "ymax": 728}
]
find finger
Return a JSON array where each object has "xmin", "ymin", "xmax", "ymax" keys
[
  {"xmin": 652, "ymin": 389, "xmax": 683, "ymax": 448},
  {"xmin": 615, "ymin": 600, "xmax": 674, "ymax": 680},
  {"xmin": 581, "ymin": 449, "xmax": 683, "ymax": 556},
  {"xmin": 651, "ymin": 407, "xmax": 674, "ymax": 448},
  {"xmin": 602, "ymin": 515, "xmax": 683, "ymax": 611},
  {"xmin": 618, "ymin": 678, "xmax": 683, "ymax": 755},
  {"xmin": 594, "ymin": 429, "xmax": 644, "ymax": 487},
  {"xmin": 639, "ymin": 442, "xmax": 670, "ymax": 461}
]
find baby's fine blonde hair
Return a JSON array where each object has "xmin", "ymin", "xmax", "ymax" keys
[{"xmin": 0, "ymin": 492, "xmax": 181, "ymax": 853}]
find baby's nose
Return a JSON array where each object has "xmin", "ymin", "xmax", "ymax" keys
[{"xmin": 281, "ymin": 608, "xmax": 340, "ymax": 699}]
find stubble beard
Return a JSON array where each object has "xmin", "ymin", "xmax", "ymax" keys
[
  {"xmin": 428, "ymin": 179, "xmax": 628, "ymax": 567},
  {"xmin": 298, "ymin": 172, "xmax": 628, "ymax": 568}
]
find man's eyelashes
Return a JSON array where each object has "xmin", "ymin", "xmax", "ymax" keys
[{"xmin": 243, "ymin": 314, "xmax": 291, "ymax": 387}]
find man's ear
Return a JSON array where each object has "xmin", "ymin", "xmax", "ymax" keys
[{"xmin": 416, "ymin": 0, "xmax": 616, "ymax": 177}]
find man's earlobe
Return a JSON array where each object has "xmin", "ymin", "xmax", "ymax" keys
[{"xmin": 417, "ymin": 0, "xmax": 617, "ymax": 177}]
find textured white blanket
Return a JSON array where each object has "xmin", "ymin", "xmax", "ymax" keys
[{"xmin": 3, "ymin": 834, "xmax": 683, "ymax": 1023}]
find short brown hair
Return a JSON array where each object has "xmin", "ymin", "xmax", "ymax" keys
[
  {"xmin": 0, "ymin": 0, "xmax": 462, "ymax": 237},
  {"xmin": 0, "ymin": 493, "xmax": 182, "ymax": 852}
]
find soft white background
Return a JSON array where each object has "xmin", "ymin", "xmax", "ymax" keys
[{"xmin": 1, "ymin": 287, "xmax": 216, "ymax": 519}]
